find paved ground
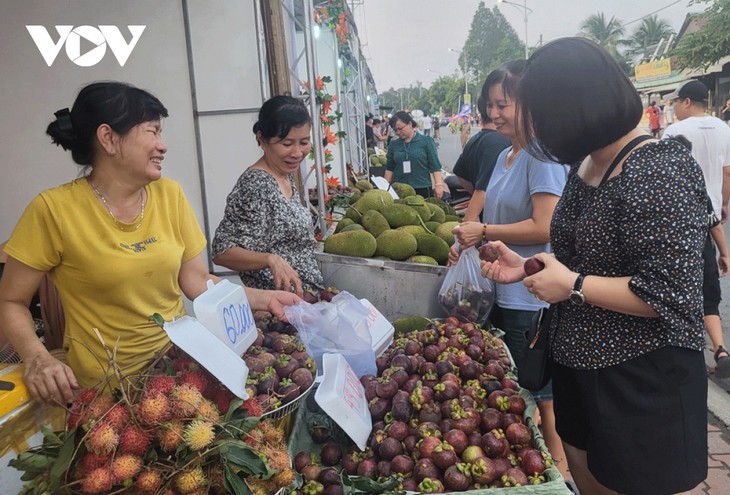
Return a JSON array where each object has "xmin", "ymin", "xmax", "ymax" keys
[
  {"xmin": 436, "ymin": 127, "xmax": 730, "ymax": 493},
  {"xmin": 699, "ymin": 351, "xmax": 730, "ymax": 493}
]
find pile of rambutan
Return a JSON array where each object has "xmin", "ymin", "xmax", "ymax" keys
[{"xmin": 10, "ymin": 352, "xmax": 296, "ymax": 495}]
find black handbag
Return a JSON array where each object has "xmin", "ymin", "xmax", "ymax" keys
[{"xmin": 519, "ymin": 305, "xmax": 556, "ymax": 392}]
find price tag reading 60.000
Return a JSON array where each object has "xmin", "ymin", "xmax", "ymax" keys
[
  {"xmin": 223, "ymin": 302, "xmax": 255, "ymax": 345},
  {"xmin": 193, "ymin": 280, "xmax": 258, "ymax": 356}
]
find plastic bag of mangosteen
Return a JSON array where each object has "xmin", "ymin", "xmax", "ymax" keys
[
  {"xmin": 438, "ymin": 245, "xmax": 495, "ymax": 324},
  {"xmin": 284, "ymin": 291, "xmax": 377, "ymax": 378}
]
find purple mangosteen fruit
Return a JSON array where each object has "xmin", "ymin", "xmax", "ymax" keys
[
  {"xmin": 320, "ymin": 444, "xmax": 342, "ymax": 466},
  {"xmin": 444, "ymin": 465, "xmax": 471, "ymax": 491}
]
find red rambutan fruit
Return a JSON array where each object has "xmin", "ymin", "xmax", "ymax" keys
[
  {"xmin": 137, "ymin": 393, "xmax": 172, "ymax": 425},
  {"xmin": 77, "ymin": 452, "xmax": 112, "ymax": 474},
  {"xmin": 170, "ymin": 384, "xmax": 203, "ymax": 419},
  {"xmin": 157, "ymin": 421, "xmax": 185, "ymax": 452},
  {"xmin": 118, "ymin": 423, "xmax": 153, "ymax": 457},
  {"xmin": 84, "ymin": 422, "xmax": 119, "ymax": 455},
  {"xmin": 80, "ymin": 467, "xmax": 113, "ymax": 494},
  {"xmin": 240, "ymin": 398, "xmax": 263, "ymax": 417},
  {"xmin": 111, "ymin": 453, "xmax": 143, "ymax": 483},
  {"xmin": 135, "ymin": 469, "xmax": 163, "ymax": 493},
  {"xmin": 146, "ymin": 375, "xmax": 177, "ymax": 397},
  {"xmin": 178, "ymin": 370, "xmax": 209, "ymax": 395},
  {"xmin": 104, "ymin": 403, "xmax": 131, "ymax": 433}
]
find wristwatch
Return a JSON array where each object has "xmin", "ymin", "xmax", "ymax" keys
[{"xmin": 569, "ymin": 274, "xmax": 586, "ymax": 306}]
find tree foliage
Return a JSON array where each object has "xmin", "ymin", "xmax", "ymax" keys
[
  {"xmin": 625, "ymin": 15, "xmax": 675, "ymax": 58},
  {"xmin": 672, "ymin": 0, "xmax": 730, "ymax": 70},
  {"xmin": 580, "ymin": 12, "xmax": 624, "ymax": 48},
  {"xmin": 461, "ymin": 2, "xmax": 523, "ymax": 95},
  {"xmin": 579, "ymin": 12, "xmax": 625, "ymax": 53},
  {"xmin": 578, "ymin": 12, "xmax": 633, "ymax": 74},
  {"xmin": 377, "ymin": 75, "xmax": 465, "ymax": 116}
]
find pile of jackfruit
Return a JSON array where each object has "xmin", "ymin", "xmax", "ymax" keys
[
  {"xmin": 323, "ymin": 182, "xmax": 461, "ymax": 266},
  {"xmin": 368, "ymin": 147, "xmax": 387, "ymax": 167}
]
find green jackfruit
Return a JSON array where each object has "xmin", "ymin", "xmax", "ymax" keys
[
  {"xmin": 334, "ymin": 218, "xmax": 355, "ymax": 233},
  {"xmin": 367, "ymin": 147, "xmax": 376, "ymax": 155},
  {"xmin": 397, "ymin": 225, "xmax": 427, "ymax": 236},
  {"xmin": 364, "ymin": 189, "xmax": 395, "ymax": 205},
  {"xmin": 435, "ymin": 221, "xmax": 460, "ymax": 246},
  {"xmin": 353, "ymin": 190, "xmax": 393, "ymax": 214},
  {"xmin": 426, "ymin": 203, "xmax": 446, "ymax": 223},
  {"xmin": 402, "ymin": 195, "xmax": 432, "ymax": 222},
  {"xmin": 380, "ymin": 203, "xmax": 421, "ymax": 228},
  {"xmin": 425, "ymin": 197, "xmax": 457, "ymax": 216},
  {"xmin": 444, "ymin": 214, "xmax": 461, "ymax": 223},
  {"xmin": 344, "ymin": 206, "xmax": 362, "ymax": 223},
  {"xmin": 407, "ymin": 255, "xmax": 439, "ymax": 266},
  {"xmin": 324, "ymin": 230, "xmax": 377, "ymax": 257},
  {"xmin": 375, "ymin": 230, "xmax": 418, "ymax": 261},
  {"xmin": 341, "ymin": 223, "xmax": 364, "ymax": 232},
  {"xmin": 361, "ymin": 210, "xmax": 391, "ymax": 237},
  {"xmin": 424, "ymin": 221, "xmax": 440, "ymax": 233},
  {"xmin": 392, "ymin": 316, "xmax": 432, "ymax": 335},
  {"xmin": 391, "ymin": 182, "xmax": 416, "ymax": 198},
  {"xmin": 378, "ymin": 156, "xmax": 387, "ymax": 166},
  {"xmin": 415, "ymin": 233, "xmax": 450, "ymax": 265},
  {"xmin": 355, "ymin": 179, "xmax": 374, "ymax": 192},
  {"xmin": 348, "ymin": 188, "xmax": 361, "ymax": 204},
  {"xmin": 370, "ymin": 155, "xmax": 381, "ymax": 167}
]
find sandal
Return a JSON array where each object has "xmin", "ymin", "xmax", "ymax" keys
[{"xmin": 714, "ymin": 346, "xmax": 730, "ymax": 379}]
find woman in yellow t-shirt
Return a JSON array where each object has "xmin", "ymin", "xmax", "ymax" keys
[{"xmin": 0, "ymin": 82, "xmax": 300, "ymax": 405}]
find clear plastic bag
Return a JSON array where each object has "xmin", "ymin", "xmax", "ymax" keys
[
  {"xmin": 283, "ymin": 291, "xmax": 376, "ymax": 378},
  {"xmin": 438, "ymin": 246, "xmax": 495, "ymax": 323}
]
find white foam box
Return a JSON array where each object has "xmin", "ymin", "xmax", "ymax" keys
[
  {"xmin": 314, "ymin": 353, "xmax": 371, "ymax": 450},
  {"xmin": 359, "ymin": 298, "xmax": 394, "ymax": 357}
]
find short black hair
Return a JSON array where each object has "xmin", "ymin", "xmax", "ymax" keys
[
  {"xmin": 516, "ymin": 37, "xmax": 642, "ymax": 164},
  {"xmin": 46, "ymin": 81, "xmax": 168, "ymax": 166},
  {"xmin": 476, "ymin": 95, "xmax": 491, "ymax": 124},
  {"xmin": 253, "ymin": 95, "xmax": 311, "ymax": 142},
  {"xmin": 391, "ymin": 111, "xmax": 416, "ymax": 128},
  {"xmin": 480, "ymin": 60, "xmax": 527, "ymax": 105}
]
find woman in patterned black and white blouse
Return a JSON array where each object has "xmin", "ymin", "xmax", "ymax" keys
[
  {"xmin": 212, "ymin": 96, "xmax": 324, "ymax": 297},
  {"xmin": 480, "ymin": 38, "xmax": 708, "ymax": 495}
]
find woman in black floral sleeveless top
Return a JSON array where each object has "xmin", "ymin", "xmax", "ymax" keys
[{"xmin": 480, "ymin": 38, "xmax": 707, "ymax": 495}]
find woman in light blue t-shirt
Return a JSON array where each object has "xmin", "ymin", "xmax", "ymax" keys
[{"xmin": 451, "ymin": 60, "xmax": 569, "ymax": 478}]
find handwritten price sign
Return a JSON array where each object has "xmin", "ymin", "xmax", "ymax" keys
[
  {"xmin": 194, "ymin": 280, "xmax": 257, "ymax": 356},
  {"xmin": 222, "ymin": 301, "xmax": 255, "ymax": 345}
]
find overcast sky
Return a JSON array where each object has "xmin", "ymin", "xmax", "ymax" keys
[{"xmin": 353, "ymin": 0, "xmax": 703, "ymax": 91}]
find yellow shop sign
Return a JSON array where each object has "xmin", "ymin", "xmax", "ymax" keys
[{"xmin": 635, "ymin": 59, "xmax": 672, "ymax": 81}]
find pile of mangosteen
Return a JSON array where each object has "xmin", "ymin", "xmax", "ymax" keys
[{"xmin": 295, "ymin": 317, "xmax": 554, "ymax": 493}]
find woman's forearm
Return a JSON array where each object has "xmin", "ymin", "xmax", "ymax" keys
[
  {"xmin": 484, "ymin": 219, "xmax": 550, "ymax": 245},
  {"xmin": 0, "ymin": 301, "xmax": 50, "ymax": 362},
  {"xmin": 582, "ymin": 275, "xmax": 657, "ymax": 317},
  {"xmin": 213, "ymin": 246, "xmax": 275, "ymax": 272}
]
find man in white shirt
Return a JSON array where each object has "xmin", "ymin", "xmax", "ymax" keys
[
  {"xmin": 663, "ymin": 79, "xmax": 730, "ymax": 378},
  {"xmin": 422, "ymin": 114, "xmax": 433, "ymax": 137}
]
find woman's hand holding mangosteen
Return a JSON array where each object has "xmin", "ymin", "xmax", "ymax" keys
[
  {"xmin": 478, "ymin": 241, "xmax": 529, "ymax": 284},
  {"xmin": 522, "ymin": 253, "xmax": 579, "ymax": 304}
]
